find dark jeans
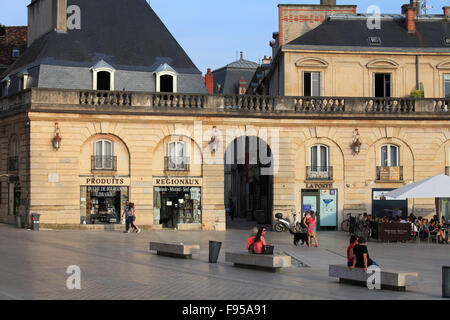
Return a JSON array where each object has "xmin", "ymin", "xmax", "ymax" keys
[{"xmin": 126, "ymin": 216, "xmax": 137, "ymax": 232}]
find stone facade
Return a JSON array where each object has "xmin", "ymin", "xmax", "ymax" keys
[{"xmin": 0, "ymin": 88, "xmax": 449, "ymax": 230}]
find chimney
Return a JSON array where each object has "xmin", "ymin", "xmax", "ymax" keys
[
  {"xmin": 405, "ymin": 5, "xmax": 416, "ymax": 33},
  {"xmin": 444, "ymin": 7, "xmax": 450, "ymax": 20},
  {"xmin": 238, "ymin": 79, "xmax": 247, "ymax": 95},
  {"xmin": 262, "ymin": 56, "xmax": 272, "ymax": 65},
  {"xmin": 320, "ymin": 0, "xmax": 336, "ymax": 5},
  {"xmin": 204, "ymin": 68, "xmax": 214, "ymax": 94},
  {"xmin": 27, "ymin": 0, "xmax": 67, "ymax": 47},
  {"xmin": 240, "ymin": 51, "xmax": 244, "ymax": 60}
]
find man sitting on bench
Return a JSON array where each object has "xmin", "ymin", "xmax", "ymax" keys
[{"xmin": 349, "ymin": 237, "xmax": 379, "ymax": 272}]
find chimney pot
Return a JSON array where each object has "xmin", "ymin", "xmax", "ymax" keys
[
  {"xmin": 444, "ymin": 7, "xmax": 450, "ymax": 19},
  {"xmin": 406, "ymin": 6, "xmax": 416, "ymax": 33}
]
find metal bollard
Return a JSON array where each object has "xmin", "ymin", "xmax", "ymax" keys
[{"xmin": 443, "ymin": 266, "xmax": 450, "ymax": 298}]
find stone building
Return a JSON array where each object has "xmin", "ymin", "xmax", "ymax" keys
[{"xmin": 0, "ymin": 0, "xmax": 450, "ymax": 231}]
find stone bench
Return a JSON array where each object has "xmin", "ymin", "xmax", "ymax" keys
[
  {"xmin": 329, "ymin": 264, "xmax": 418, "ymax": 291},
  {"xmin": 149, "ymin": 242, "xmax": 200, "ymax": 259},
  {"xmin": 225, "ymin": 251, "xmax": 291, "ymax": 272}
]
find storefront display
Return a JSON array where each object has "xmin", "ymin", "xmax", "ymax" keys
[
  {"xmin": 372, "ymin": 188, "xmax": 407, "ymax": 218},
  {"xmin": 154, "ymin": 186, "xmax": 201, "ymax": 228},
  {"xmin": 302, "ymin": 189, "xmax": 338, "ymax": 230},
  {"xmin": 80, "ymin": 186, "xmax": 129, "ymax": 224}
]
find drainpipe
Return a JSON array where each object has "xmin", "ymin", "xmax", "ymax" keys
[{"xmin": 415, "ymin": 55, "xmax": 419, "ymax": 91}]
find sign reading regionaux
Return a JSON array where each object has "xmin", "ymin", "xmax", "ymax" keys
[{"xmin": 153, "ymin": 177, "xmax": 202, "ymax": 187}]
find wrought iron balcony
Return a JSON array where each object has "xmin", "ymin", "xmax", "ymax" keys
[
  {"xmin": 164, "ymin": 156, "xmax": 190, "ymax": 172},
  {"xmin": 8, "ymin": 156, "xmax": 18, "ymax": 172},
  {"xmin": 91, "ymin": 156, "xmax": 117, "ymax": 171},
  {"xmin": 306, "ymin": 166, "xmax": 333, "ymax": 181},
  {"xmin": 376, "ymin": 166, "xmax": 403, "ymax": 181}
]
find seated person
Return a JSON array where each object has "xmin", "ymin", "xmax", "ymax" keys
[
  {"xmin": 249, "ymin": 227, "xmax": 267, "ymax": 254},
  {"xmin": 429, "ymin": 220, "xmax": 447, "ymax": 244},
  {"xmin": 347, "ymin": 235, "xmax": 358, "ymax": 267},
  {"xmin": 349, "ymin": 237, "xmax": 378, "ymax": 272}
]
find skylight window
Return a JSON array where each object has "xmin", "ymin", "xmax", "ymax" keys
[
  {"xmin": 368, "ymin": 37, "xmax": 382, "ymax": 45},
  {"xmin": 12, "ymin": 49, "xmax": 20, "ymax": 58}
]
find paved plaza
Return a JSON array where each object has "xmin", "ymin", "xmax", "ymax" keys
[{"xmin": 0, "ymin": 222, "xmax": 449, "ymax": 300}]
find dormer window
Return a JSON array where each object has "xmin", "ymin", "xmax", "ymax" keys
[
  {"xmin": 90, "ymin": 60, "xmax": 115, "ymax": 91},
  {"xmin": 18, "ymin": 70, "xmax": 29, "ymax": 91},
  {"xmin": 155, "ymin": 63, "xmax": 177, "ymax": 93},
  {"xmin": 1, "ymin": 76, "xmax": 10, "ymax": 97}
]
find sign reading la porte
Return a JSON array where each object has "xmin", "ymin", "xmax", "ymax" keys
[
  {"xmin": 305, "ymin": 183, "xmax": 333, "ymax": 189},
  {"xmin": 153, "ymin": 177, "xmax": 202, "ymax": 187}
]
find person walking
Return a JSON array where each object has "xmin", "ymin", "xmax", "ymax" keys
[
  {"xmin": 307, "ymin": 212, "xmax": 318, "ymax": 248},
  {"xmin": 124, "ymin": 202, "xmax": 141, "ymax": 234},
  {"xmin": 122, "ymin": 200, "xmax": 130, "ymax": 225}
]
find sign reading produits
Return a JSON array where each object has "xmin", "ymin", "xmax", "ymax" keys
[
  {"xmin": 153, "ymin": 177, "xmax": 202, "ymax": 187},
  {"xmin": 80, "ymin": 177, "xmax": 130, "ymax": 186}
]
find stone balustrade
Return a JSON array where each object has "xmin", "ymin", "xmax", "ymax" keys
[{"xmin": 1, "ymin": 88, "xmax": 449, "ymax": 118}]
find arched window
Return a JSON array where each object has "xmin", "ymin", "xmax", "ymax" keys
[
  {"xmin": 93, "ymin": 139, "xmax": 114, "ymax": 170},
  {"xmin": 166, "ymin": 141, "xmax": 187, "ymax": 171},
  {"xmin": 381, "ymin": 144, "xmax": 399, "ymax": 167},
  {"xmin": 310, "ymin": 144, "xmax": 329, "ymax": 171},
  {"xmin": 160, "ymin": 74, "xmax": 174, "ymax": 93}
]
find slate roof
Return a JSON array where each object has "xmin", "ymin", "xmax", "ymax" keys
[
  {"xmin": 285, "ymin": 15, "xmax": 450, "ymax": 52},
  {"xmin": 212, "ymin": 54, "xmax": 258, "ymax": 94},
  {"xmin": 3, "ymin": 0, "xmax": 201, "ymax": 77}
]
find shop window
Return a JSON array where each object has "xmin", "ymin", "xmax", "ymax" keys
[
  {"xmin": 303, "ymin": 71, "xmax": 321, "ymax": 97},
  {"xmin": 381, "ymin": 144, "xmax": 399, "ymax": 167},
  {"xmin": 82, "ymin": 186, "xmax": 129, "ymax": 224},
  {"xmin": 92, "ymin": 139, "xmax": 116, "ymax": 171},
  {"xmin": 165, "ymin": 141, "xmax": 189, "ymax": 171},
  {"xmin": 374, "ymin": 73, "xmax": 392, "ymax": 98},
  {"xmin": 154, "ymin": 186, "xmax": 201, "ymax": 228}
]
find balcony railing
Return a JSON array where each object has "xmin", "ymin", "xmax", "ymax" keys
[
  {"xmin": 306, "ymin": 166, "xmax": 333, "ymax": 180},
  {"xmin": 446, "ymin": 167, "xmax": 449, "ymax": 176},
  {"xmin": 8, "ymin": 156, "xmax": 18, "ymax": 172},
  {"xmin": 164, "ymin": 156, "xmax": 190, "ymax": 172},
  {"xmin": 91, "ymin": 156, "xmax": 117, "ymax": 171},
  {"xmin": 376, "ymin": 166, "xmax": 403, "ymax": 181},
  {"xmin": 2, "ymin": 88, "xmax": 450, "ymax": 117}
]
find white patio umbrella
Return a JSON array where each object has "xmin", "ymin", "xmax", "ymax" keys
[{"xmin": 384, "ymin": 174, "xmax": 450, "ymax": 200}]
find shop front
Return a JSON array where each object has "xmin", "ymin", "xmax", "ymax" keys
[
  {"xmin": 80, "ymin": 177, "xmax": 129, "ymax": 224},
  {"xmin": 302, "ymin": 183, "xmax": 338, "ymax": 230},
  {"xmin": 153, "ymin": 177, "xmax": 202, "ymax": 230},
  {"xmin": 372, "ymin": 188, "xmax": 408, "ymax": 218}
]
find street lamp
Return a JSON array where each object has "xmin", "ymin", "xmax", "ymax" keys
[
  {"xmin": 52, "ymin": 122, "xmax": 62, "ymax": 151},
  {"xmin": 352, "ymin": 129, "xmax": 362, "ymax": 154}
]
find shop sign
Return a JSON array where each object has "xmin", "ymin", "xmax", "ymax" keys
[
  {"xmin": 153, "ymin": 177, "xmax": 202, "ymax": 187},
  {"xmin": 305, "ymin": 183, "xmax": 333, "ymax": 189},
  {"xmin": 82, "ymin": 177, "xmax": 128, "ymax": 185}
]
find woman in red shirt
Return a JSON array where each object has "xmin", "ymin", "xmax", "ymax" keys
[
  {"xmin": 347, "ymin": 235, "xmax": 358, "ymax": 267},
  {"xmin": 250, "ymin": 227, "xmax": 267, "ymax": 254}
]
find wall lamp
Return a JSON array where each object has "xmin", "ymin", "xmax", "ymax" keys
[
  {"xmin": 52, "ymin": 122, "xmax": 62, "ymax": 151},
  {"xmin": 352, "ymin": 129, "xmax": 362, "ymax": 154}
]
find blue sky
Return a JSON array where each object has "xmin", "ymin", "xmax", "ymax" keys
[{"xmin": 0, "ymin": 0, "xmax": 448, "ymax": 74}]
